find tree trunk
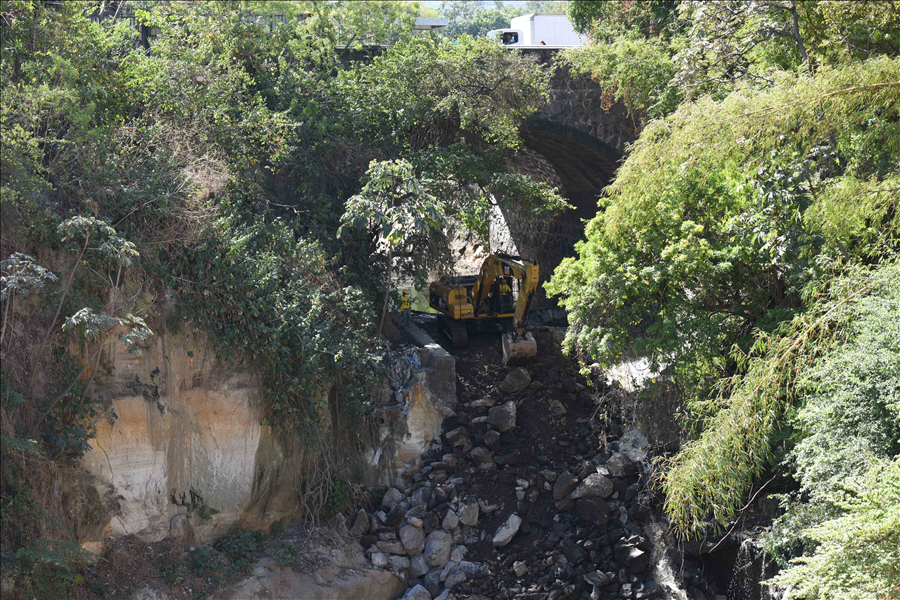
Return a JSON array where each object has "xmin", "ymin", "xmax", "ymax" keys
[
  {"xmin": 788, "ymin": 0, "xmax": 812, "ymax": 75},
  {"xmin": 377, "ymin": 246, "xmax": 393, "ymax": 336}
]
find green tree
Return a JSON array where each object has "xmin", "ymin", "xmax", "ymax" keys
[
  {"xmin": 438, "ymin": 1, "xmax": 524, "ymax": 38},
  {"xmin": 340, "ymin": 159, "xmax": 450, "ymax": 333}
]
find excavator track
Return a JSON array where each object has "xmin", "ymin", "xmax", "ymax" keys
[{"xmin": 439, "ymin": 315, "xmax": 469, "ymax": 349}]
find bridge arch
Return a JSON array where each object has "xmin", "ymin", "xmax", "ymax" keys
[{"xmin": 491, "ymin": 119, "xmax": 624, "ymax": 305}]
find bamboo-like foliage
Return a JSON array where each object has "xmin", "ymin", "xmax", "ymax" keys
[{"xmin": 663, "ymin": 261, "xmax": 899, "ymax": 538}]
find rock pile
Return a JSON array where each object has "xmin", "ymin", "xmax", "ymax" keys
[{"xmin": 354, "ymin": 333, "xmax": 720, "ymax": 600}]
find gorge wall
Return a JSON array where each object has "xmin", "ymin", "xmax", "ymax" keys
[{"xmin": 77, "ymin": 319, "xmax": 457, "ymax": 552}]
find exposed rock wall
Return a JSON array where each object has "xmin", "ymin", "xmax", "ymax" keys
[
  {"xmin": 366, "ymin": 322, "xmax": 458, "ymax": 487},
  {"xmin": 80, "ymin": 328, "xmax": 313, "ymax": 546},
  {"xmin": 79, "ymin": 320, "xmax": 458, "ymax": 549}
]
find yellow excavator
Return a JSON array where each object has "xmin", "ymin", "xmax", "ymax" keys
[{"xmin": 428, "ymin": 253, "xmax": 539, "ymax": 364}]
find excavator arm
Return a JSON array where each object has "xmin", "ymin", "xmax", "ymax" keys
[
  {"xmin": 475, "ymin": 253, "xmax": 539, "ymax": 364},
  {"xmin": 471, "ymin": 253, "xmax": 538, "ymax": 326}
]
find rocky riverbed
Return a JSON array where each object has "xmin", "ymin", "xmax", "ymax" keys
[{"xmin": 352, "ymin": 330, "xmax": 723, "ymax": 600}]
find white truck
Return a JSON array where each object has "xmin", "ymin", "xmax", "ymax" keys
[{"xmin": 487, "ymin": 13, "xmax": 585, "ymax": 47}]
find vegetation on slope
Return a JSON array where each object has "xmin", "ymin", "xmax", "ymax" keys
[
  {"xmin": 0, "ymin": 1, "xmax": 563, "ymax": 595},
  {"xmin": 551, "ymin": 1, "xmax": 899, "ymax": 597}
]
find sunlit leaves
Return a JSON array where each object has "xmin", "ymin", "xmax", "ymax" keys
[
  {"xmin": 0, "ymin": 254, "xmax": 57, "ymax": 301},
  {"xmin": 62, "ymin": 309, "xmax": 153, "ymax": 356}
]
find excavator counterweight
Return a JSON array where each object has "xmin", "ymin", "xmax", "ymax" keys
[{"xmin": 428, "ymin": 253, "xmax": 539, "ymax": 364}]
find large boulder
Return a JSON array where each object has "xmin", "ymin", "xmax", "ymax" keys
[
  {"xmin": 614, "ymin": 541, "xmax": 649, "ymax": 574},
  {"xmin": 499, "ymin": 367, "xmax": 531, "ymax": 394},
  {"xmin": 469, "ymin": 447, "xmax": 494, "ymax": 466},
  {"xmin": 382, "ymin": 488, "xmax": 404, "ymax": 511},
  {"xmin": 492, "ymin": 514, "xmax": 523, "ymax": 547},
  {"xmin": 349, "ymin": 509, "xmax": 369, "ymax": 537},
  {"xmin": 410, "ymin": 554, "xmax": 429, "ymax": 578},
  {"xmin": 399, "ymin": 524, "xmax": 426, "ymax": 556},
  {"xmin": 441, "ymin": 509, "xmax": 459, "ymax": 530},
  {"xmin": 569, "ymin": 473, "xmax": 614, "ymax": 500},
  {"xmin": 401, "ymin": 584, "xmax": 432, "ymax": 600},
  {"xmin": 606, "ymin": 452, "xmax": 636, "ymax": 478},
  {"xmin": 553, "ymin": 470, "xmax": 579, "ymax": 500},
  {"xmin": 423, "ymin": 530, "xmax": 452, "ymax": 568},
  {"xmin": 458, "ymin": 502, "xmax": 479, "ymax": 526},
  {"xmin": 487, "ymin": 401, "xmax": 517, "ymax": 433},
  {"xmin": 445, "ymin": 427, "xmax": 471, "ymax": 448},
  {"xmin": 576, "ymin": 497, "xmax": 610, "ymax": 526}
]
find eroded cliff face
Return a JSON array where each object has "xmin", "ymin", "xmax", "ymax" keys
[
  {"xmin": 78, "ymin": 321, "xmax": 457, "ymax": 551},
  {"xmin": 80, "ymin": 328, "xmax": 313, "ymax": 547}
]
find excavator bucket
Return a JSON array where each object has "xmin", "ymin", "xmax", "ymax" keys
[{"xmin": 502, "ymin": 331, "xmax": 537, "ymax": 365}]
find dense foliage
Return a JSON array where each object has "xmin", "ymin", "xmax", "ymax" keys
[
  {"xmin": 554, "ymin": 1, "xmax": 899, "ymax": 597},
  {"xmin": 0, "ymin": 1, "xmax": 561, "ymax": 593}
]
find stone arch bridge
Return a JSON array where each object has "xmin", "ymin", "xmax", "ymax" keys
[{"xmin": 493, "ymin": 47, "xmax": 639, "ymax": 304}]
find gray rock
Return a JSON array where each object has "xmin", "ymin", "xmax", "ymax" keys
[
  {"xmin": 541, "ymin": 469, "xmax": 558, "ymax": 482},
  {"xmin": 553, "ymin": 470, "xmax": 579, "ymax": 500},
  {"xmin": 439, "ymin": 560, "xmax": 458, "ymax": 581},
  {"xmin": 169, "ymin": 514, "xmax": 194, "ymax": 541},
  {"xmin": 442, "ymin": 509, "xmax": 459, "ymax": 530},
  {"xmin": 513, "ymin": 560, "xmax": 529, "ymax": 577},
  {"xmin": 576, "ymin": 497, "xmax": 611, "ymax": 526},
  {"xmin": 615, "ymin": 542, "xmax": 649, "ymax": 573},
  {"xmin": 584, "ymin": 570, "xmax": 611, "ymax": 587},
  {"xmin": 450, "ymin": 546, "xmax": 467, "ymax": 564},
  {"xmin": 376, "ymin": 540, "xmax": 405, "ymax": 555},
  {"xmin": 469, "ymin": 447, "xmax": 493, "ymax": 465},
  {"xmin": 382, "ymin": 487, "xmax": 404, "ymax": 511},
  {"xmin": 494, "ymin": 452, "xmax": 518, "ymax": 466},
  {"xmin": 458, "ymin": 502, "xmax": 479, "ymax": 526},
  {"xmin": 434, "ymin": 592, "xmax": 453, "ymax": 600},
  {"xmin": 385, "ymin": 504, "xmax": 406, "ymax": 528},
  {"xmin": 499, "ymin": 367, "xmax": 531, "ymax": 393},
  {"xmin": 401, "ymin": 584, "xmax": 432, "ymax": 600},
  {"xmin": 561, "ymin": 538, "xmax": 585, "ymax": 563},
  {"xmin": 470, "ymin": 397, "xmax": 496, "ymax": 408},
  {"xmin": 570, "ymin": 473, "xmax": 614, "ymax": 500},
  {"xmin": 410, "ymin": 553, "xmax": 429, "ymax": 578},
  {"xmin": 424, "ymin": 567, "xmax": 442, "ymax": 589},
  {"xmin": 484, "ymin": 430, "xmax": 501, "ymax": 447},
  {"xmin": 410, "ymin": 487, "xmax": 432, "ymax": 508},
  {"xmin": 424, "ymin": 530, "xmax": 452, "ymax": 568},
  {"xmin": 445, "ymin": 427, "xmax": 471, "ymax": 448},
  {"xmin": 389, "ymin": 555, "xmax": 410, "ymax": 573},
  {"xmin": 400, "ymin": 524, "xmax": 426, "ymax": 555},
  {"xmin": 492, "ymin": 513, "xmax": 523, "ymax": 547},
  {"xmin": 606, "ymin": 453, "xmax": 636, "ymax": 478},
  {"xmin": 487, "ymin": 401, "xmax": 517, "ymax": 433},
  {"xmin": 445, "ymin": 566, "xmax": 466, "ymax": 588},
  {"xmin": 458, "ymin": 560, "xmax": 479, "ymax": 576},
  {"xmin": 349, "ymin": 509, "xmax": 369, "ymax": 537},
  {"xmin": 371, "ymin": 551, "xmax": 389, "ymax": 568}
]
